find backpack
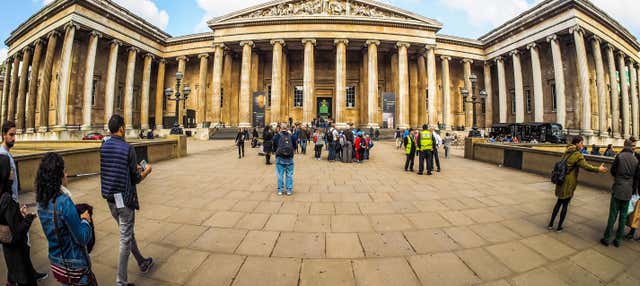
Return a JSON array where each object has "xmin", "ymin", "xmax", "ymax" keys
[
  {"xmin": 550, "ymin": 155, "xmax": 575, "ymax": 186},
  {"xmin": 339, "ymin": 135, "xmax": 346, "ymax": 146},
  {"xmin": 276, "ymin": 133, "xmax": 294, "ymax": 158},
  {"xmin": 360, "ymin": 138, "xmax": 367, "ymax": 149}
]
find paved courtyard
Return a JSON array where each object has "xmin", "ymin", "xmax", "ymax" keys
[{"xmin": 4, "ymin": 139, "xmax": 640, "ymax": 285}]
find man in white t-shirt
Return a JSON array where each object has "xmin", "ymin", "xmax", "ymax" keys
[{"xmin": 431, "ymin": 126, "xmax": 442, "ymax": 172}]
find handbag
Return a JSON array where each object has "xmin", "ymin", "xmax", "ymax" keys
[{"xmin": 52, "ymin": 197, "xmax": 98, "ymax": 286}]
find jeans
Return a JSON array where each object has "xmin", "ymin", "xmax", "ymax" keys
[
  {"xmin": 314, "ymin": 144, "xmax": 323, "ymax": 159},
  {"xmin": 328, "ymin": 142, "xmax": 336, "ymax": 160},
  {"xmin": 444, "ymin": 146, "xmax": 450, "ymax": 158},
  {"xmin": 418, "ymin": 150, "xmax": 433, "ymax": 173},
  {"xmin": 237, "ymin": 142, "xmax": 245, "ymax": 158},
  {"xmin": 404, "ymin": 152, "xmax": 415, "ymax": 171},
  {"xmin": 432, "ymin": 148, "xmax": 441, "ymax": 170},
  {"xmin": 276, "ymin": 157, "xmax": 294, "ymax": 193},
  {"xmin": 300, "ymin": 140, "xmax": 307, "ymax": 154},
  {"xmin": 108, "ymin": 203, "xmax": 145, "ymax": 285},
  {"xmin": 603, "ymin": 195, "xmax": 630, "ymax": 242},
  {"xmin": 549, "ymin": 197, "xmax": 572, "ymax": 229}
]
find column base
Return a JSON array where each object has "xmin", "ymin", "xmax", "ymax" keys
[
  {"xmin": 613, "ymin": 132, "xmax": 622, "ymax": 139},
  {"xmin": 397, "ymin": 124, "xmax": 410, "ymax": 129},
  {"xmin": 141, "ymin": 124, "xmax": 150, "ymax": 130},
  {"xmin": 580, "ymin": 129, "xmax": 594, "ymax": 136},
  {"xmin": 80, "ymin": 125, "xmax": 92, "ymax": 131},
  {"xmin": 25, "ymin": 128, "xmax": 35, "ymax": 134},
  {"xmin": 37, "ymin": 126, "xmax": 49, "ymax": 133},
  {"xmin": 15, "ymin": 129, "xmax": 24, "ymax": 135},
  {"xmin": 125, "ymin": 128, "xmax": 140, "ymax": 139},
  {"xmin": 51, "ymin": 125, "xmax": 67, "ymax": 132},
  {"xmin": 367, "ymin": 123, "xmax": 380, "ymax": 129},
  {"xmin": 238, "ymin": 122, "xmax": 251, "ymax": 128}
]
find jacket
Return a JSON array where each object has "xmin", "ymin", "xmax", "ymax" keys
[
  {"xmin": 404, "ymin": 135, "xmax": 416, "ymax": 155},
  {"xmin": 38, "ymin": 193, "xmax": 93, "ymax": 269},
  {"xmin": 610, "ymin": 147, "xmax": 639, "ymax": 200},
  {"xmin": 263, "ymin": 130, "xmax": 274, "ymax": 153},
  {"xmin": 555, "ymin": 145, "xmax": 601, "ymax": 199},
  {"xmin": 100, "ymin": 135, "xmax": 141, "ymax": 209}
]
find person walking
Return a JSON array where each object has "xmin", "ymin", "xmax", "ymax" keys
[
  {"xmin": 299, "ymin": 127, "xmax": 309, "ymax": 155},
  {"xmin": 600, "ymin": 138, "xmax": 639, "ymax": 247},
  {"xmin": 443, "ymin": 133, "xmax": 452, "ymax": 159},
  {"xmin": 416, "ymin": 125, "xmax": 434, "ymax": 175},
  {"xmin": 36, "ymin": 153, "xmax": 96, "ymax": 285},
  {"xmin": 273, "ymin": 127, "xmax": 295, "ymax": 195},
  {"xmin": 431, "ymin": 127, "xmax": 442, "ymax": 172},
  {"xmin": 101, "ymin": 115, "xmax": 154, "ymax": 286},
  {"xmin": 394, "ymin": 128, "xmax": 402, "ymax": 149},
  {"xmin": 313, "ymin": 129, "xmax": 325, "ymax": 160},
  {"xmin": 263, "ymin": 126, "xmax": 274, "ymax": 165},
  {"xmin": 375, "ymin": 128, "xmax": 380, "ymax": 141},
  {"xmin": 548, "ymin": 136, "xmax": 607, "ymax": 232},
  {"xmin": 235, "ymin": 128, "xmax": 247, "ymax": 158},
  {"xmin": 404, "ymin": 129, "xmax": 416, "ymax": 171}
]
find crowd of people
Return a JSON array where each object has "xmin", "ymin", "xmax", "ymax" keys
[{"xmin": 394, "ymin": 125, "xmax": 451, "ymax": 175}]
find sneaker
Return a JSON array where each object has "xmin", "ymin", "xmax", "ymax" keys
[
  {"xmin": 140, "ymin": 257, "xmax": 154, "ymax": 273},
  {"xmin": 624, "ymin": 233, "xmax": 634, "ymax": 240},
  {"xmin": 600, "ymin": 238, "xmax": 609, "ymax": 247},
  {"xmin": 34, "ymin": 272, "xmax": 48, "ymax": 281},
  {"xmin": 613, "ymin": 240, "xmax": 620, "ymax": 248},
  {"xmin": 427, "ymin": 172, "xmax": 433, "ymax": 176},
  {"xmin": 417, "ymin": 172, "xmax": 423, "ymax": 175},
  {"xmin": 437, "ymin": 169, "xmax": 441, "ymax": 172},
  {"xmin": 556, "ymin": 227, "xmax": 563, "ymax": 232},
  {"xmin": 286, "ymin": 191, "xmax": 293, "ymax": 196},
  {"xmin": 547, "ymin": 225, "xmax": 554, "ymax": 230},
  {"xmin": 277, "ymin": 191, "xmax": 283, "ymax": 196}
]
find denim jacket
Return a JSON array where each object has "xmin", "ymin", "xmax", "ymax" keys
[{"xmin": 38, "ymin": 193, "xmax": 93, "ymax": 269}]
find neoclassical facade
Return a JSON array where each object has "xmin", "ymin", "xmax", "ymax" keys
[{"xmin": 1, "ymin": 0, "xmax": 640, "ymax": 141}]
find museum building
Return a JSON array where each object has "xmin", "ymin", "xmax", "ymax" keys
[{"xmin": 1, "ymin": 0, "xmax": 640, "ymax": 142}]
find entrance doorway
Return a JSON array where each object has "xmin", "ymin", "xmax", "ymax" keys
[{"xmin": 316, "ymin": 97, "xmax": 333, "ymax": 120}]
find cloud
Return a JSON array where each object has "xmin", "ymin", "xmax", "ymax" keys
[
  {"xmin": 590, "ymin": 0, "xmax": 640, "ymax": 39},
  {"xmin": 112, "ymin": 0, "xmax": 169, "ymax": 30},
  {"xmin": 440, "ymin": 0, "xmax": 538, "ymax": 28},
  {"xmin": 194, "ymin": 0, "xmax": 265, "ymax": 33},
  {"xmin": 0, "ymin": 48, "xmax": 7, "ymax": 64}
]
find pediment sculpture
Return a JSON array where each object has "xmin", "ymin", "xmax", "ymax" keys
[{"xmin": 238, "ymin": 0, "xmax": 409, "ymax": 20}]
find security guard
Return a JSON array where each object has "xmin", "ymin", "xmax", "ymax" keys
[
  {"xmin": 417, "ymin": 124, "xmax": 434, "ymax": 175},
  {"xmin": 404, "ymin": 129, "xmax": 416, "ymax": 171}
]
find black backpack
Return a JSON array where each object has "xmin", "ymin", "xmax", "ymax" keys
[
  {"xmin": 276, "ymin": 133, "xmax": 294, "ymax": 158},
  {"xmin": 550, "ymin": 156, "xmax": 575, "ymax": 185}
]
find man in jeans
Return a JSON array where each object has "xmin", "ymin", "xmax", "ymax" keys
[
  {"xmin": 600, "ymin": 138, "xmax": 639, "ymax": 247},
  {"xmin": 273, "ymin": 127, "xmax": 296, "ymax": 195},
  {"xmin": 101, "ymin": 115, "xmax": 154, "ymax": 286}
]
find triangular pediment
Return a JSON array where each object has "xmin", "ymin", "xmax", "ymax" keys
[{"xmin": 209, "ymin": 0, "xmax": 442, "ymax": 28}]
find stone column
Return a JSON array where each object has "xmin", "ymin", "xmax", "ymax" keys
[
  {"xmin": 528, "ymin": 43, "xmax": 544, "ymax": 122},
  {"xmin": 590, "ymin": 36, "xmax": 607, "ymax": 137},
  {"xmin": 547, "ymin": 35, "xmax": 566, "ymax": 129},
  {"xmin": 176, "ymin": 55, "xmax": 188, "ymax": 125},
  {"xmin": 617, "ymin": 52, "xmax": 630, "ymax": 138},
  {"xmin": 409, "ymin": 59, "xmax": 419, "ymax": 128},
  {"xmin": 15, "ymin": 46, "xmax": 32, "ymax": 133},
  {"xmin": 510, "ymin": 50, "xmax": 524, "ymax": 123},
  {"xmin": 239, "ymin": 41, "xmax": 254, "ymax": 128},
  {"xmin": 270, "ymin": 40, "xmax": 284, "ymax": 125},
  {"xmin": 197, "ymin": 53, "xmax": 209, "ymax": 127},
  {"xmin": 25, "ymin": 40, "xmax": 43, "ymax": 133},
  {"xmin": 462, "ymin": 59, "xmax": 473, "ymax": 128},
  {"xmin": 54, "ymin": 22, "xmax": 78, "ymax": 131},
  {"xmin": 302, "ymin": 39, "xmax": 316, "ymax": 125},
  {"xmin": 397, "ymin": 42, "xmax": 410, "ymax": 129},
  {"xmin": 7, "ymin": 55, "xmax": 20, "ymax": 124},
  {"xmin": 103, "ymin": 39, "xmax": 120, "ymax": 130},
  {"xmin": 605, "ymin": 44, "xmax": 620, "ymax": 138},
  {"xmin": 483, "ymin": 62, "xmax": 493, "ymax": 128},
  {"xmin": 441, "ymin": 56, "xmax": 451, "ymax": 130},
  {"xmin": 81, "ymin": 31, "xmax": 101, "ymax": 130},
  {"xmin": 154, "ymin": 59, "xmax": 166, "ymax": 129},
  {"xmin": 366, "ymin": 40, "xmax": 380, "ymax": 128},
  {"xmin": 211, "ymin": 44, "xmax": 224, "ymax": 126},
  {"xmin": 571, "ymin": 26, "xmax": 593, "ymax": 135},
  {"xmin": 1, "ymin": 58, "xmax": 11, "ymax": 124},
  {"xmin": 426, "ymin": 45, "xmax": 436, "ymax": 126},
  {"xmin": 495, "ymin": 56, "xmax": 507, "ymax": 123},
  {"xmin": 37, "ymin": 31, "xmax": 59, "ymax": 132},
  {"xmin": 630, "ymin": 60, "xmax": 639, "ymax": 138},
  {"xmin": 140, "ymin": 53, "xmax": 153, "ymax": 130},
  {"xmin": 334, "ymin": 39, "xmax": 348, "ymax": 128},
  {"xmin": 124, "ymin": 47, "xmax": 138, "ymax": 130},
  {"xmin": 417, "ymin": 54, "xmax": 427, "ymax": 126}
]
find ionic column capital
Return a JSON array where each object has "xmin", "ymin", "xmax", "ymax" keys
[
  {"xmin": 158, "ymin": 58, "xmax": 166, "ymax": 64},
  {"xmin": 127, "ymin": 46, "xmax": 139, "ymax": 54},
  {"xmin": 33, "ymin": 38, "xmax": 45, "ymax": 47},
  {"xmin": 334, "ymin": 39, "xmax": 349, "ymax": 46},
  {"xmin": 484, "ymin": 60, "xmax": 493, "ymax": 67},
  {"xmin": 198, "ymin": 53, "xmax": 209, "ymax": 59},
  {"xmin": 590, "ymin": 35, "xmax": 601, "ymax": 44},
  {"xmin": 604, "ymin": 43, "xmax": 616, "ymax": 52},
  {"xmin": 546, "ymin": 34, "xmax": 558, "ymax": 43},
  {"xmin": 13, "ymin": 52, "xmax": 22, "ymax": 61},
  {"xmin": 176, "ymin": 55, "xmax": 189, "ymax": 62},
  {"xmin": 239, "ymin": 41, "xmax": 254, "ymax": 48},
  {"xmin": 144, "ymin": 53, "xmax": 155, "ymax": 60},
  {"xmin": 617, "ymin": 51, "xmax": 627, "ymax": 59},
  {"xmin": 526, "ymin": 42, "xmax": 538, "ymax": 50},
  {"xmin": 47, "ymin": 30, "xmax": 61, "ymax": 39},
  {"xmin": 63, "ymin": 21, "xmax": 79, "ymax": 31},
  {"xmin": 440, "ymin": 56, "xmax": 451, "ymax": 61},
  {"xmin": 461, "ymin": 58, "xmax": 473, "ymax": 64},
  {"xmin": 569, "ymin": 25, "xmax": 584, "ymax": 35},
  {"xmin": 110, "ymin": 39, "xmax": 122, "ymax": 47},
  {"xmin": 212, "ymin": 43, "xmax": 226, "ymax": 49},
  {"xmin": 21, "ymin": 46, "xmax": 32, "ymax": 55},
  {"xmin": 89, "ymin": 30, "xmax": 102, "ymax": 39},
  {"xmin": 365, "ymin": 40, "xmax": 380, "ymax": 47},
  {"xmin": 494, "ymin": 56, "xmax": 504, "ymax": 63},
  {"xmin": 396, "ymin": 42, "xmax": 411, "ymax": 49},
  {"xmin": 425, "ymin": 44, "xmax": 436, "ymax": 51},
  {"xmin": 301, "ymin": 39, "xmax": 316, "ymax": 46},
  {"xmin": 509, "ymin": 49, "xmax": 520, "ymax": 57},
  {"xmin": 270, "ymin": 39, "xmax": 286, "ymax": 46}
]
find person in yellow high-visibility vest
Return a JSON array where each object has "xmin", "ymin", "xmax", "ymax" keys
[
  {"xmin": 416, "ymin": 124, "xmax": 434, "ymax": 175},
  {"xmin": 404, "ymin": 129, "xmax": 416, "ymax": 171}
]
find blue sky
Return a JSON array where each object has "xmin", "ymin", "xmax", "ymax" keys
[{"xmin": 2, "ymin": 0, "xmax": 639, "ymax": 62}]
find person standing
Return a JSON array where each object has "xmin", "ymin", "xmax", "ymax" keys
[
  {"xmin": 313, "ymin": 129, "xmax": 325, "ymax": 160},
  {"xmin": 327, "ymin": 125, "xmax": 337, "ymax": 161},
  {"xmin": 263, "ymin": 126, "xmax": 274, "ymax": 165},
  {"xmin": 273, "ymin": 127, "xmax": 295, "ymax": 195},
  {"xmin": 101, "ymin": 115, "xmax": 154, "ymax": 286},
  {"xmin": 604, "ymin": 144, "xmax": 615, "ymax": 157},
  {"xmin": 431, "ymin": 127, "xmax": 442, "ymax": 172},
  {"xmin": 355, "ymin": 132, "xmax": 367, "ymax": 163},
  {"xmin": 36, "ymin": 153, "xmax": 96, "ymax": 285},
  {"xmin": 600, "ymin": 138, "xmax": 639, "ymax": 247},
  {"xmin": 548, "ymin": 136, "xmax": 607, "ymax": 232},
  {"xmin": 343, "ymin": 131, "xmax": 353, "ymax": 163},
  {"xmin": 375, "ymin": 128, "xmax": 380, "ymax": 141},
  {"xmin": 404, "ymin": 129, "xmax": 416, "ymax": 172},
  {"xmin": 394, "ymin": 128, "xmax": 402, "ymax": 149},
  {"xmin": 416, "ymin": 125, "xmax": 434, "ymax": 175},
  {"xmin": 300, "ymin": 127, "xmax": 310, "ymax": 155},
  {"xmin": 235, "ymin": 128, "xmax": 246, "ymax": 159},
  {"xmin": 443, "ymin": 133, "xmax": 452, "ymax": 159}
]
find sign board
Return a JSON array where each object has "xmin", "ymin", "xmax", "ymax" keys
[
  {"xmin": 252, "ymin": 91, "xmax": 266, "ymax": 127},
  {"xmin": 382, "ymin": 92, "xmax": 396, "ymax": 129}
]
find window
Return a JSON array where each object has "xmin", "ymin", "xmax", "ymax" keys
[
  {"xmin": 525, "ymin": 90, "xmax": 531, "ymax": 113},
  {"xmin": 91, "ymin": 77, "xmax": 99, "ymax": 106},
  {"xmin": 267, "ymin": 85, "xmax": 272, "ymax": 107},
  {"xmin": 510, "ymin": 90, "xmax": 516, "ymax": 114},
  {"xmin": 220, "ymin": 88, "xmax": 224, "ymax": 108},
  {"xmin": 294, "ymin": 86, "xmax": 303, "ymax": 107},
  {"xmin": 117, "ymin": 84, "xmax": 123, "ymax": 110},
  {"xmin": 551, "ymin": 83, "xmax": 557, "ymax": 112},
  {"xmin": 346, "ymin": 86, "xmax": 356, "ymax": 108}
]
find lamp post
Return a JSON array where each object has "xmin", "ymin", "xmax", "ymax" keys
[
  {"xmin": 164, "ymin": 72, "xmax": 191, "ymax": 135},
  {"xmin": 461, "ymin": 73, "xmax": 487, "ymax": 138}
]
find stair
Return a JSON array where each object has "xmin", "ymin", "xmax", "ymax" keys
[{"xmin": 210, "ymin": 127, "xmax": 239, "ymax": 140}]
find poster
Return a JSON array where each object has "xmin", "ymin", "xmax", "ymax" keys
[
  {"xmin": 252, "ymin": 91, "xmax": 265, "ymax": 127},
  {"xmin": 382, "ymin": 92, "xmax": 396, "ymax": 129}
]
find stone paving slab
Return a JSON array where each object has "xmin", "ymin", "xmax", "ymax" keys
[{"xmin": 4, "ymin": 140, "xmax": 640, "ymax": 285}]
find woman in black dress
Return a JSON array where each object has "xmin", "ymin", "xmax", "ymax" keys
[{"xmin": 0, "ymin": 155, "xmax": 38, "ymax": 286}]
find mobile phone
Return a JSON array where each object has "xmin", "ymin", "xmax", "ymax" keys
[{"xmin": 140, "ymin": 159, "xmax": 148, "ymax": 171}]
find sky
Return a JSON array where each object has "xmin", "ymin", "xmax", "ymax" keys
[{"xmin": 1, "ymin": 0, "xmax": 639, "ymax": 63}]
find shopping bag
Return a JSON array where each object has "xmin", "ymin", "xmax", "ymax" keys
[
  {"xmin": 627, "ymin": 200, "xmax": 640, "ymax": 228},
  {"xmin": 628, "ymin": 194, "xmax": 640, "ymax": 215}
]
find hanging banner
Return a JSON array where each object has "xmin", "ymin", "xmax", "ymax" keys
[
  {"xmin": 252, "ymin": 91, "xmax": 266, "ymax": 128},
  {"xmin": 382, "ymin": 92, "xmax": 396, "ymax": 129}
]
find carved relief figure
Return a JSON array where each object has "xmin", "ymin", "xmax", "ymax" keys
[{"xmin": 237, "ymin": 0, "xmax": 406, "ymax": 19}]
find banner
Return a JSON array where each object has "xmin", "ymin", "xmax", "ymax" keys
[
  {"xmin": 382, "ymin": 92, "xmax": 396, "ymax": 129},
  {"xmin": 252, "ymin": 91, "xmax": 266, "ymax": 127}
]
